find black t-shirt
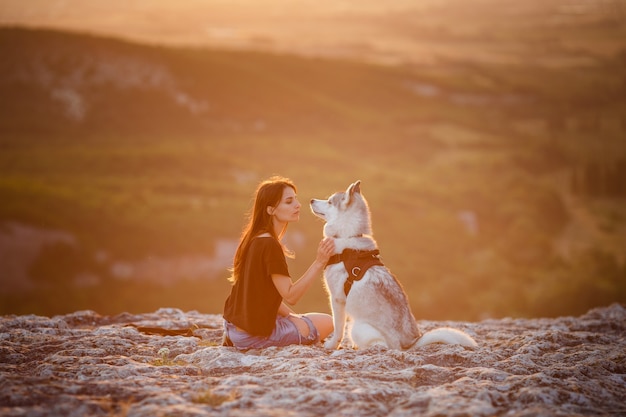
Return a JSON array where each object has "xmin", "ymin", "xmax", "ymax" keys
[{"xmin": 223, "ymin": 236, "xmax": 290, "ymax": 336}]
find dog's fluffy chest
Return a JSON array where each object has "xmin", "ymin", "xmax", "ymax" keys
[{"xmin": 323, "ymin": 263, "xmax": 349, "ymax": 302}]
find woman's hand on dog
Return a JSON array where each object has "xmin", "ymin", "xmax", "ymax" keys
[{"xmin": 315, "ymin": 237, "xmax": 335, "ymax": 266}]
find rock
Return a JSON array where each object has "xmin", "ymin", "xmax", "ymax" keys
[{"xmin": 1, "ymin": 304, "xmax": 625, "ymax": 416}]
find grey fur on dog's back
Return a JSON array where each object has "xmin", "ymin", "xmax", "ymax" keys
[{"xmin": 344, "ymin": 264, "xmax": 421, "ymax": 350}]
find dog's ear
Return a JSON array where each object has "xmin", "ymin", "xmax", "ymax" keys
[{"xmin": 346, "ymin": 180, "xmax": 361, "ymax": 203}]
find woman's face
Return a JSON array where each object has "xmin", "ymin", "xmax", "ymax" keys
[{"xmin": 269, "ymin": 186, "xmax": 301, "ymax": 224}]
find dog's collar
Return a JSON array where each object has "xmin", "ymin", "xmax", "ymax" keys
[{"xmin": 326, "ymin": 249, "xmax": 384, "ymax": 296}]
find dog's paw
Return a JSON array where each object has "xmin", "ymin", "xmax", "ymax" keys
[{"xmin": 324, "ymin": 338, "xmax": 340, "ymax": 350}]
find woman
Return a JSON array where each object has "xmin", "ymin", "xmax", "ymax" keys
[{"xmin": 223, "ymin": 176, "xmax": 335, "ymax": 350}]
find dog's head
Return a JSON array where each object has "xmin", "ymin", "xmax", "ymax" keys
[{"xmin": 310, "ymin": 180, "xmax": 372, "ymax": 238}]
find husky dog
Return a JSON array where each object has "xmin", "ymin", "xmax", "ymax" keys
[{"xmin": 310, "ymin": 180, "xmax": 477, "ymax": 350}]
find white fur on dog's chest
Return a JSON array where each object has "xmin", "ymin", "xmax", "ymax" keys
[{"xmin": 323, "ymin": 263, "xmax": 349, "ymax": 303}]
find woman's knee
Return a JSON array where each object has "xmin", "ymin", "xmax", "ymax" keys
[
  {"xmin": 305, "ymin": 313, "xmax": 333, "ymax": 340},
  {"xmin": 287, "ymin": 315, "xmax": 311, "ymax": 337}
]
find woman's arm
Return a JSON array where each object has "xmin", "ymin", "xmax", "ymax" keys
[
  {"xmin": 272, "ymin": 237, "xmax": 334, "ymax": 306},
  {"xmin": 278, "ymin": 302, "xmax": 295, "ymax": 317}
]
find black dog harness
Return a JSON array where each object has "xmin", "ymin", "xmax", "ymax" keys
[{"xmin": 326, "ymin": 249, "xmax": 385, "ymax": 296}]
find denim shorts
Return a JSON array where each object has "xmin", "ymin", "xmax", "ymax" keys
[{"xmin": 224, "ymin": 315, "xmax": 319, "ymax": 350}]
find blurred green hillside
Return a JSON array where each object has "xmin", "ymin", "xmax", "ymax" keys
[{"xmin": 0, "ymin": 27, "xmax": 624, "ymax": 320}]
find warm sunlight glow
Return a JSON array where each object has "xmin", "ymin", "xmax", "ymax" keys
[
  {"xmin": 0, "ymin": 0, "xmax": 624, "ymax": 319},
  {"xmin": 2, "ymin": 0, "xmax": 624, "ymax": 65}
]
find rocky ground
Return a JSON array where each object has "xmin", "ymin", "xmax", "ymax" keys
[{"xmin": 1, "ymin": 304, "xmax": 625, "ymax": 417}]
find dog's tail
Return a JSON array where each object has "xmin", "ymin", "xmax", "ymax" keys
[{"xmin": 415, "ymin": 327, "xmax": 477, "ymax": 348}]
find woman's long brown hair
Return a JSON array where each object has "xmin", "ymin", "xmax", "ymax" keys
[{"xmin": 228, "ymin": 176, "xmax": 296, "ymax": 283}]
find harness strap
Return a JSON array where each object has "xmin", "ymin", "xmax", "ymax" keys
[{"xmin": 326, "ymin": 249, "xmax": 385, "ymax": 296}]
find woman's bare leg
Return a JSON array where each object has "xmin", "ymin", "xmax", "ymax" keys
[
  {"xmin": 304, "ymin": 313, "xmax": 334, "ymax": 341},
  {"xmin": 288, "ymin": 313, "xmax": 333, "ymax": 341}
]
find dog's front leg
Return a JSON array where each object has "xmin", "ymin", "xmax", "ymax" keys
[{"xmin": 325, "ymin": 296, "xmax": 347, "ymax": 350}]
